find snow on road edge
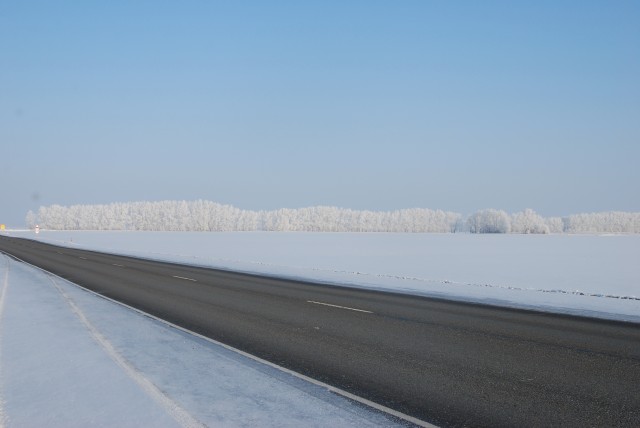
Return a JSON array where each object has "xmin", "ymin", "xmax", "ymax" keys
[
  {"xmin": 0, "ymin": 252, "xmax": 423, "ymax": 427},
  {"xmin": 0, "ymin": 256, "xmax": 8, "ymax": 428},
  {"xmin": 46, "ymin": 274, "xmax": 205, "ymax": 428}
]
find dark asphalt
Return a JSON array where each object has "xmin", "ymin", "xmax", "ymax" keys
[{"xmin": 1, "ymin": 235, "xmax": 639, "ymax": 427}]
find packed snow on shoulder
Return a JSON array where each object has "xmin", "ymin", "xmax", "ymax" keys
[
  {"xmin": 9, "ymin": 230, "xmax": 640, "ymax": 323},
  {"xmin": 0, "ymin": 254, "xmax": 409, "ymax": 427}
]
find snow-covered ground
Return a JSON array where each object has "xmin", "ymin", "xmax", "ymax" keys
[
  {"xmin": 8, "ymin": 230, "xmax": 640, "ymax": 323},
  {"xmin": 1, "ymin": 230, "xmax": 638, "ymax": 426},
  {"xmin": 0, "ymin": 253, "xmax": 414, "ymax": 427}
]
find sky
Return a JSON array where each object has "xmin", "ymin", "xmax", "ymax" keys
[{"xmin": 1, "ymin": 1, "xmax": 639, "ymax": 226}]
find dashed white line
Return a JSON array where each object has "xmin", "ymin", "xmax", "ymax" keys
[
  {"xmin": 172, "ymin": 275, "xmax": 197, "ymax": 282},
  {"xmin": 112, "ymin": 264, "xmax": 125, "ymax": 267},
  {"xmin": 307, "ymin": 300, "xmax": 373, "ymax": 314},
  {"xmin": 78, "ymin": 257, "xmax": 87, "ymax": 260}
]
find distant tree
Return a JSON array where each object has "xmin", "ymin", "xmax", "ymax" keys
[
  {"xmin": 25, "ymin": 210, "xmax": 37, "ymax": 229},
  {"xmin": 544, "ymin": 217, "xmax": 564, "ymax": 234},
  {"xmin": 467, "ymin": 209, "xmax": 511, "ymax": 233},
  {"xmin": 28, "ymin": 201, "xmax": 639, "ymax": 234},
  {"xmin": 511, "ymin": 209, "xmax": 549, "ymax": 234},
  {"xmin": 563, "ymin": 211, "xmax": 639, "ymax": 234}
]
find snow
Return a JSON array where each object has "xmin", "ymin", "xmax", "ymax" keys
[
  {"xmin": 0, "ymin": 254, "xmax": 410, "ymax": 427},
  {"xmin": 8, "ymin": 230, "xmax": 639, "ymax": 323},
  {"xmin": 1, "ymin": 230, "xmax": 638, "ymax": 426}
]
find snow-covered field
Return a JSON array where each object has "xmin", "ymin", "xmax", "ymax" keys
[{"xmin": 8, "ymin": 230, "xmax": 640, "ymax": 322}]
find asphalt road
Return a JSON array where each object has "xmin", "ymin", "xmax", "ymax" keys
[{"xmin": 1, "ymin": 235, "xmax": 639, "ymax": 427}]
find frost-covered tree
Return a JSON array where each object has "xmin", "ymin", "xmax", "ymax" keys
[
  {"xmin": 563, "ymin": 211, "xmax": 639, "ymax": 234},
  {"xmin": 30, "ymin": 201, "xmax": 462, "ymax": 233},
  {"xmin": 27, "ymin": 201, "xmax": 639, "ymax": 234},
  {"xmin": 544, "ymin": 217, "xmax": 564, "ymax": 234},
  {"xmin": 467, "ymin": 209, "xmax": 511, "ymax": 233},
  {"xmin": 510, "ymin": 209, "xmax": 549, "ymax": 234},
  {"xmin": 25, "ymin": 210, "xmax": 37, "ymax": 229}
]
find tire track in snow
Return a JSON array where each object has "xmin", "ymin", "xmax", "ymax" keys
[{"xmin": 46, "ymin": 274, "xmax": 205, "ymax": 428}]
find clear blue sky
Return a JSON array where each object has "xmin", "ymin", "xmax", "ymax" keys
[{"xmin": 1, "ymin": 1, "xmax": 638, "ymax": 226}]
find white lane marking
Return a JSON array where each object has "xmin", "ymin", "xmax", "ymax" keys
[
  {"xmin": 307, "ymin": 300, "xmax": 373, "ymax": 314},
  {"xmin": 78, "ymin": 257, "xmax": 87, "ymax": 260},
  {"xmin": 112, "ymin": 264, "xmax": 125, "ymax": 267},
  {"xmin": 172, "ymin": 275, "xmax": 197, "ymax": 282},
  {"xmin": 47, "ymin": 275, "xmax": 204, "ymax": 428}
]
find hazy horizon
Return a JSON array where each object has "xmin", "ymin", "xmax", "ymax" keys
[{"xmin": 2, "ymin": 1, "xmax": 638, "ymax": 227}]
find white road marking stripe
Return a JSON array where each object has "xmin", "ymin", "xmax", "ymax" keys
[
  {"xmin": 307, "ymin": 300, "xmax": 373, "ymax": 314},
  {"xmin": 79, "ymin": 257, "xmax": 87, "ymax": 260},
  {"xmin": 112, "ymin": 264, "xmax": 125, "ymax": 267},
  {"xmin": 172, "ymin": 275, "xmax": 197, "ymax": 282}
]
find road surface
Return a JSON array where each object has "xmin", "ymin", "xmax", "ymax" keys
[{"xmin": 1, "ymin": 235, "xmax": 639, "ymax": 427}]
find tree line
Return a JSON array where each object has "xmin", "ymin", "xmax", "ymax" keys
[{"xmin": 26, "ymin": 201, "xmax": 640, "ymax": 234}]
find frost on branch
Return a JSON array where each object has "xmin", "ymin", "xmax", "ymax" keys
[
  {"xmin": 511, "ymin": 209, "xmax": 550, "ymax": 234},
  {"xmin": 30, "ymin": 201, "xmax": 461, "ymax": 233},
  {"xmin": 467, "ymin": 209, "xmax": 511, "ymax": 233},
  {"xmin": 27, "ymin": 202, "xmax": 639, "ymax": 234}
]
